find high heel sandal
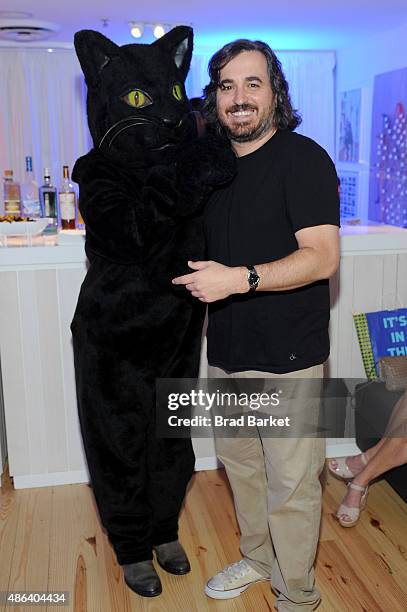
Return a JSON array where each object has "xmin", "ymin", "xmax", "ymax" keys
[
  {"xmin": 336, "ymin": 482, "xmax": 369, "ymax": 528},
  {"xmin": 328, "ymin": 452, "xmax": 367, "ymax": 481}
]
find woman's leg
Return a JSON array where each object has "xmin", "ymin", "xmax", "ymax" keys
[
  {"xmin": 330, "ymin": 390, "xmax": 407, "ymax": 476},
  {"xmin": 384, "ymin": 390, "xmax": 407, "ymax": 435},
  {"xmin": 337, "ymin": 430, "xmax": 407, "ymax": 523},
  {"xmin": 329, "ymin": 439, "xmax": 385, "ymax": 476}
]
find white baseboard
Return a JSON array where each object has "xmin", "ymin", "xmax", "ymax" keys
[
  {"xmin": 13, "ymin": 463, "xmax": 219, "ymax": 488},
  {"xmin": 12, "ymin": 442, "xmax": 360, "ymax": 488},
  {"xmin": 12, "ymin": 462, "xmax": 217, "ymax": 488},
  {"xmin": 13, "ymin": 469, "xmax": 89, "ymax": 489}
]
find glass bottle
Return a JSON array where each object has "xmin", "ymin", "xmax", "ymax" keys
[
  {"xmin": 21, "ymin": 156, "xmax": 41, "ymax": 218},
  {"xmin": 39, "ymin": 168, "xmax": 58, "ymax": 234},
  {"xmin": 59, "ymin": 165, "xmax": 76, "ymax": 230},
  {"xmin": 3, "ymin": 170, "xmax": 21, "ymax": 217}
]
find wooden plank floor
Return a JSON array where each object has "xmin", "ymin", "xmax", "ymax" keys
[{"xmin": 1, "ymin": 466, "xmax": 407, "ymax": 612}]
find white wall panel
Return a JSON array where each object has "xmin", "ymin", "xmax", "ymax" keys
[
  {"xmin": 56, "ymin": 267, "xmax": 88, "ymax": 473},
  {"xmin": 0, "ymin": 359, "xmax": 8, "ymax": 476},
  {"xmin": 336, "ymin": 257, "xmax": 357, "ymax": 378},
  {"xmin": 396, "ymin": 254, "xmax": 407, "ymax": 306},
  {"xmin": 36, "ymin": 269, "xmax": 68, "ymax": 473},
  {"xmin": 17, "ymin": 270, "xmax": 48, "ymax": 475},
  {"xmin": 327, "ymin": 268, "xmax": 340, "ymax": 377},
  {"xmin": 0, "ymin": 271, "xmax": 30, "ymax": 476},
  {"xmin": 382, "ymin": 255, "xmax": 398, "ymax": 309}
]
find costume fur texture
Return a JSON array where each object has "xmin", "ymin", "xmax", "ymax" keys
[{"xmin": 71, "ymin": 26, "xmax": 235, "ymax": 565}]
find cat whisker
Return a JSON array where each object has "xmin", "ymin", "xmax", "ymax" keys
[{"xmin": 99, "ymin": 116, "xmax": 157, "ymax": 149}]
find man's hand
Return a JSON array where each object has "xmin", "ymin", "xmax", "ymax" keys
[
  {"xmin": 172, "ymin": 224, "xmax": 340, "ymax": 302},
  {"xmin": 172, "ymin": 260, "xmax": 247, "ymax": 303}
]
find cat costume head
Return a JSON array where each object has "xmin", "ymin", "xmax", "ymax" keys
[{"xmin": 74, "ymin": 26, "xmax": 198, "ymax": 167}]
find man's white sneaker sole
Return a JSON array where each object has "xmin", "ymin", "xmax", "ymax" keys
[{"xmin": 204, "ymin": 577, "xmax": 269, "ymax": 600}]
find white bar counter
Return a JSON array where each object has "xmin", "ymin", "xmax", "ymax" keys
[
  {"xmin": 1, "ymin": 224, "xmax": 407, "ymax": 488},
  {"xmin": 0, "ymin": 231, "xmax": 86, "ymax": 268}
]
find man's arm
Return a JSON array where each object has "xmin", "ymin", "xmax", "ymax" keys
[
  {"xmin": 255, "ymin": 224, "xmax": 340, "ymax": 291},
  {"xmin": 172, "ymin": 224, "xmax": 340, "ymax": 302}
]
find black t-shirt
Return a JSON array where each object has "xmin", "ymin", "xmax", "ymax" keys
[{"xmin": 204, "ymin": 128, "xmax": 340, "ymax": 374}]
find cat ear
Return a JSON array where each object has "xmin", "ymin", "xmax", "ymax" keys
[
  {"xmin": 74, "ymin": 30, "xmax": 120, "ymax": 88},
  {"xmin": 153, "ymin": 26, "xmax": 193, "ymax": 81}
]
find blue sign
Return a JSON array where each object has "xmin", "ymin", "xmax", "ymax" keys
[{"xmin": 366, "ymin": 308, "xmax": 407, "ymax": 373}]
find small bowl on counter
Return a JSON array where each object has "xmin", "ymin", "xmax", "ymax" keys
[{"xmin": 0, "ymin": 216, "xmax": 49, "ymax": 237}]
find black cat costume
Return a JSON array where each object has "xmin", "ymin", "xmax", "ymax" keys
[{"xmin": 71, "ymin": 26, "xmax": 234, "ymax": 581}]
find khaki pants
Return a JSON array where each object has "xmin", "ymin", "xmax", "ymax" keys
[{"xmin": 208, "ymin": 364, "xmax": 325, "ymax": 611}]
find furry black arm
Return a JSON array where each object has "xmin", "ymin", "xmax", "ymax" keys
[{"xmin": 72, "ymin": 150, "xmax": 180, "ymax": 264}]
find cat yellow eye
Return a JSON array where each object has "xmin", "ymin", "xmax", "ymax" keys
[
  {"xmin": 172, "ymin": 83, "xmax": 184, "ymax": 102},
  {"xmin": 122, "ymin": 89, "xmax": 152, "ymax": 109}
]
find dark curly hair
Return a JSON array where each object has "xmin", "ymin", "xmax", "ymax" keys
[{"xmin": 203, "ymin": 39, "xmax": 301, "ymax": 136}]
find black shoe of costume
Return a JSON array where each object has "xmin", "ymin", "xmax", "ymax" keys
[
  {"xmin": 154, "ymin": 540, "xmax": 191, "ymax": 575},
  {"xmin": 123, "ymin": 560, "xmax": 162, "ymax": 597}
]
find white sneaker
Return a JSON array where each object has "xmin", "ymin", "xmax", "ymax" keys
[{"xmin": 204, "ymin": 559, "xmax": 270, "ymax": 600}]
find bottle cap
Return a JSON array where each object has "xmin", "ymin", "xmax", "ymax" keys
[
  {"xmin": 4, "ymin": 170, "xmax": 13, "ymax": 177},
  {"xmin": 44, "ymin": 167, "xmax": 51, "ymax": 177}
]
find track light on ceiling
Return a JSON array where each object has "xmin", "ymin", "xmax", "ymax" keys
[
  {"xmin": 153, "ymin": 24, "xmax": 166, "ymax": 39},
  {"xmin": 128, "ymin": 21, "xmax": 185, "ymax": 40},
  {"xmin": 129, "ymin": 22, "xmax": 144, "ymax": 38}
]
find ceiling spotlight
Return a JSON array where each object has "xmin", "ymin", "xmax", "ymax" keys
[
  {"xmin": 153, "ymin": 23, "xmax": 165, "ymax": 39},
  {"xmin": 130, "ymin": 22, "xmax": 144, "ymax": 38}
]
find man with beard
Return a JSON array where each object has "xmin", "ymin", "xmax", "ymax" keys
[{"xmin": 172, "ymin": 40, "xmax": 340, "ymax": 610}]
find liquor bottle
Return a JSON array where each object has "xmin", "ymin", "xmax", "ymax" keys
[
  {"xmin": 59, "ymin": 165, "xmax": 76, "ymax": 230},
  {"xmin": 21, "ymin": 156, "xmax": 41, "ymax": 218},
  {"xmin": 3, "ymin": 170, "xmax": 21, "ymax": 217},
  {"xmin": 39, "ymin": 169, "xmax": 58, "ymax": 234}
]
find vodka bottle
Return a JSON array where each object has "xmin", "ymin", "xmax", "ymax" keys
[
  {"xmin": 3, "ymin": 170, "xmax": 21, "ymax": 217},
  {"xmin": 21, "ymin": 156, "xmax": 41, "ymax": 218},
  {"xmin": 39, "ymin": 169, "xmax": 58, "ymax": 234},
  {"xmin": 59, "ymin": 165, "xmax": 76, "ymax": 230}
]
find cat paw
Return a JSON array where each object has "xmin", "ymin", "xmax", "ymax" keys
[{"xmin": 175, "ymin": 135, "xmax": 236, "ymax": 189}]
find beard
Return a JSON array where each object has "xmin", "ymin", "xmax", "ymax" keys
[{"xmin": 219, "ymin": 103, "xmax": 275, "ymax": 143}]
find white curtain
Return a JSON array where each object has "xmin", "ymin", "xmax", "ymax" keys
[
  {"xmin": 0, "ymin": 47, "xmax": 335, "ymax": 190},
  {"xmin": 187, "ymin": 50, "xmax": 336, "ymax": 157},
  {"xmin": 0, "ymin": 48, "xmax": 91, "ymax": 189}
]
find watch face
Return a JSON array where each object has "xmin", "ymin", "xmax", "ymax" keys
[{"xmin": 248, "ymin": 270, "xmax": 259, "ymax": 287}]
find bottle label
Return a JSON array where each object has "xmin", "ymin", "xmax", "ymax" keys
[
  {"xmin": 4, "ymin": 184, "xmax": 21, "ymax": 213},
  {"xmin": 22, "ymin": 199, "xmax": 41, "ymax": 217},
  {"xmin": 59, "ymin": 193, "xmax": 75, "ymax": 220},
  {"xmin": 44, "ymin": 193, "xmax": 50, "ymax": 216},
  {"xmin": 43, "ymin": 192, "xmax": 57, "ymax": 218},
  {"xmin": 4, "ymin": 199, "xmax": 21, "ymax": 214}
]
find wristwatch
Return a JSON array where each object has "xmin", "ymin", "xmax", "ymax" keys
[{"xmin": 246, "ymin": 265, "xmax": 260, "ymax": 292}]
